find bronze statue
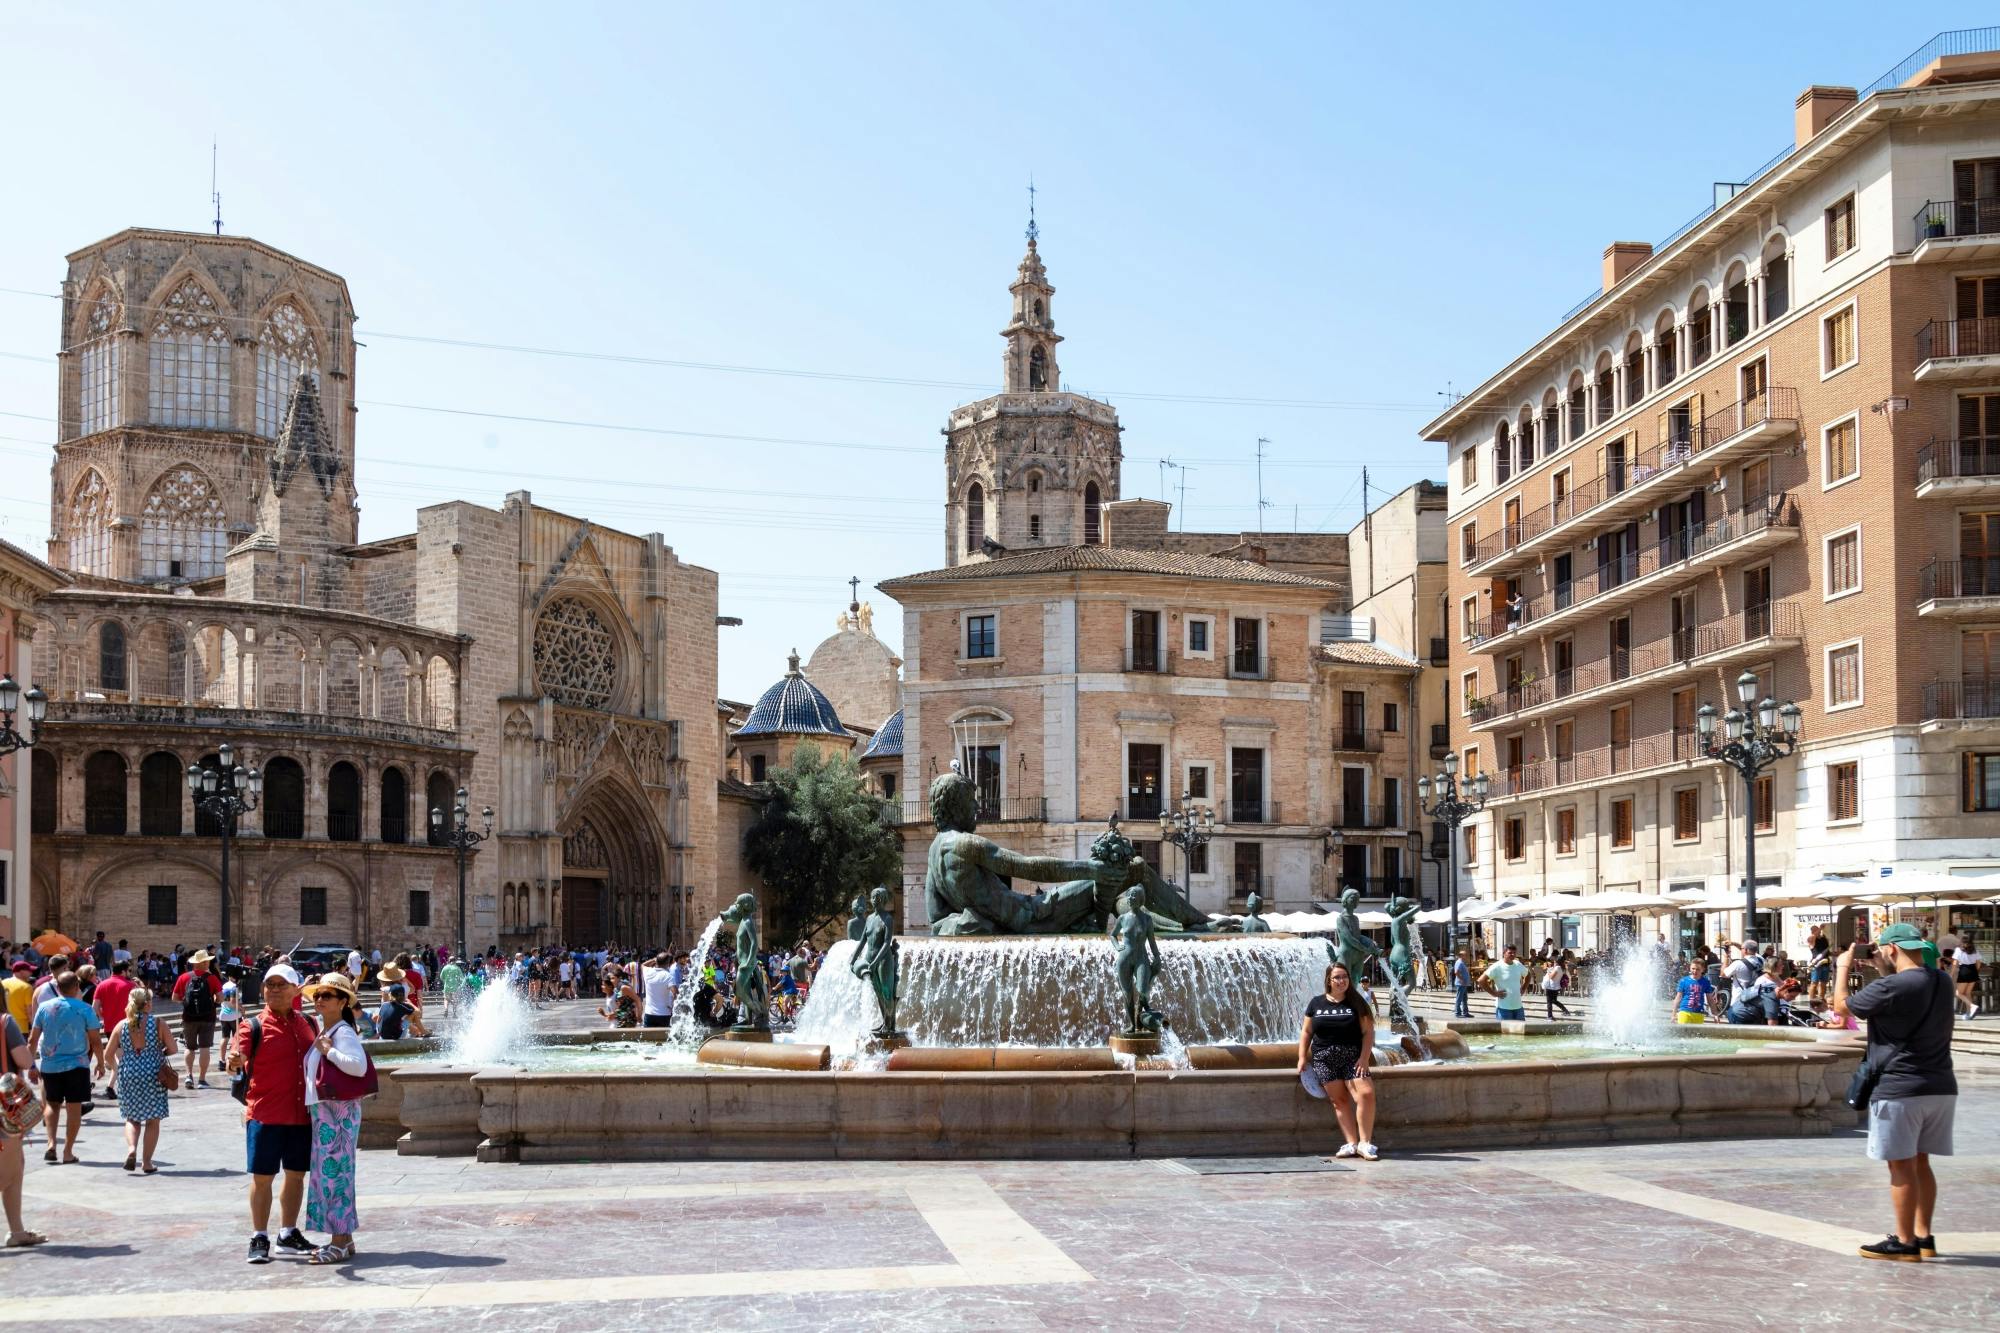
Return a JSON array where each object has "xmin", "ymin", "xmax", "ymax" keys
[
  {"xmin": 845, "ymin": 895, "xmax": 868, "ymax": 942},
  {"xmin": 850, "ymin": 885, "xmax": 901, "ymax": 1036},
  {"xmin": 1385, "ymin": 894, "xmax": 1423, "ymax": 989},
  {"xmin": 924, "ymin": 772, "xmax": 1209, "ymax": 934},
  {"xmin": 1240, "ymin": 891, "xmax": 1270, "ymax": 933},
  {"xmin": 1332, "ymin": 886, "xmax": 1382, "ymax": 978},
  {"xmin": 722, "ymin": 893, "xmax": 770, "ymax": 1031},
  {"xmin": 1111, "ymin": 886, "xmax": 1165, "ymax": 1035}
]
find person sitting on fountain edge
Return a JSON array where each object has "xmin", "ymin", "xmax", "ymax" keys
[{"xmin": 1481, "ymin": 945, "xmax": 1527, "ymax": 1021}]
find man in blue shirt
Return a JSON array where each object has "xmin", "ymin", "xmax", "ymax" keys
[
  {"xmin": 1451, "ymin": 951, "xmax": 1473, "ymax": 1018},
  {"xmin": 27, "ymin": 972, "xmax": 103, "ymax": 1164}
]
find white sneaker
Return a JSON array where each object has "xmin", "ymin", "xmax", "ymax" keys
[
  {"xmin": 1358, "ymin": 1142, "xmax": 1380, "ymax": 1161},
  {"xmin": 1333, "ymin": 1143, "xmax": 1358, "ymax": 1159}
]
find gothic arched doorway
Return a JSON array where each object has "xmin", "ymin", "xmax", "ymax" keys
[{"xmin": 557, "ymin": 780, "xmax": 665, "ymax": 949}]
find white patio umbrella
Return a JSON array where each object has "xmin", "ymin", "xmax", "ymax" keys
[
  {"xmin": 1417, "ymin": 896, "xmax": 1526, "ymax": 925},
  {"xmin": 1676, "ymin": 889, "xmax": 1824, "ymax": 912},
  {"xmin": 1803, "ymin": 872, "xmax": 2000, "ymax": 903},
  {"xmin": 1568, "ymin": 890, "xmax": 1684, "ymax": 915},
  {"xmin": 1487, "ymin": 893, "xmax": 1589, "ymax": 920}
]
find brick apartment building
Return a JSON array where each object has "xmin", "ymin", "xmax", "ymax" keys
[{"xmin": 1428, "ymin": 33, "xmax": 2000, "ymax": 950}]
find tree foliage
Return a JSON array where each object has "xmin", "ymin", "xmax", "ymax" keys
[{"xmin": 740, "ymin": 744, "xmax": 900, "ymax": 945}]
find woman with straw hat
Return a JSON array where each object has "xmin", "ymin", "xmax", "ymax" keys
[
  {"xmin": 105, "ymin": 985, "xmax": 177, "ymax": 1173},
  {"xmin": 300, "ymin": 972, "xmax": 369, "ymax": 1265}
]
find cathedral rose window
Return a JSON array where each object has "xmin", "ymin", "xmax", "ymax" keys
[{"xmin": 534, "ymin": 596, "xmax": 618, "ymax": 709}]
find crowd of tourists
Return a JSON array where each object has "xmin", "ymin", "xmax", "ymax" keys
[{"xmin": 593, "ymin": 939, "xmax": 830, "ymax": 1031}]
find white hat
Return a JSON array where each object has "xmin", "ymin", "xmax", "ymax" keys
[{"xmin": 264, "ymin": 963, "xmax": 303, "ymax": 987}]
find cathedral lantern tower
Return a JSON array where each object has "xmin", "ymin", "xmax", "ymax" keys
[{"xmin": 942, "ymin": 221, "xmax": 1121, "ymax": 567}]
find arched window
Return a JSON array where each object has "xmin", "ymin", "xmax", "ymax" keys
[
  {"xmin": 30, "ymin": 750, "xmax": 58, "ymax": 835},
  {"xmin": 1594, "ymin": 352, "xmax": 1615, "ymax": 422},
  {"xmin": 147, "ymin": 278, "xmax": 231, "ymax": 429},
  {"xmin": 1566, "ymin": 372, "xmax": 1586, "ymax": 441},
  {"xmin": 138, "ymin": 466, "xmax": 228, "ymax": 581},
  {"xmin": 379, "ymin": 766, "xmax": 408, "ymax": 844},
  {"xmin": 965, "ymin": 482, "xmax": 985, "ymax": 551},
  {"xmin": 1032, "ymin": 298, "xmax": 1045, "ymax": 324},
  {"xmin": 84, "ymin": 750, "xmax": 127, "ymax": 835},
  {"xmin": 77, "ymin": 288, "xmax": 122, "ymax": 435},
  {"xmin": 1654, "ymin": 311, "xmax": 1677, "ymax": 387},
  {"xmin": 1623, "ymin": 333, "xmax": 1646, "ymax": 408},
  {"xmin": 192, "ymin": 752, "xmax": 224, "ymax": 835},
  {"xmin": 425, "ymin": 771, "xmax": 456, "ymax": 846},
  {"xmin": 1084, "ymin": 481, "xmax": 1102, "ymax": 544},
  {"xmin": 1029, "ymin": 344, "xmax": 1048, "ymax": 391},
  {"xmin": 256, "ymin": 300, "xmax": 320, "ymax": 438},
  {"xmin": 1494, "ymin": 422, "xmax": 1512, "ymax": 483},
  {"xmin": 262, "ymin": 757, "xmax": 305, "ymax": 839},
  {"xmin": 139, "ymin": 751, "xmax": 184, "ymax": 836},
  {"xmin": 1723, "ymin": 263, "xmax": 1750, "ymax": 347},
  {"xmin": 66, "ymin": 470, "xmax": 112, "ymax": 576},
  {"xmin": 1762, "ymin": 241, "xmax": 1790, "ymax": 322},
  {"xmin": 1688, "ymin": 288, "xmax": 1713, "ymax": 368},
  {"xmin": 97, "ymin": 621, "xmax": 127, "ymax": 693},
  {"xmin": 327, "ymin": 761, "xmax": 360, "ymax": 841},
  {"xmin": 1517, "ymin": 411, "xmax": 1535, "ymax": 472}
]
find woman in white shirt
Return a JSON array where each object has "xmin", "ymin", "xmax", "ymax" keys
[
  {"xmin": 301, "ymin": 973, "xmax": 370, "ymax": 1265},
  {"xmin": 1953, "ymin": 942, "xmax": 1982, "ymax": 1019}
]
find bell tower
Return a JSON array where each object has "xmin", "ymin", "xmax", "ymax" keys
[{"xmin": 942, "ymin": 216, "xmax": 1121, "ymax": 567}]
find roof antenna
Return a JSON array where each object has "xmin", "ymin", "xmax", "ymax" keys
[
  {"xmin": 1026, "ymin": 175, "xmax": 1038, "ymax": 245},
  {"xmin": 210, "ymin": 139, "xmax": 223, "ymax": 236}
]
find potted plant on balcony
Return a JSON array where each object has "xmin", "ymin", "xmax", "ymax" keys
[{"xmin": 1924, "ymin": 211, "xmax": 1949, "ymax": 240}]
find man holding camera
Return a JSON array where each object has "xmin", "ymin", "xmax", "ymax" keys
[{"xmin": 1833, "ymin": 923, "xmax": 1956, "ymax": 1262}]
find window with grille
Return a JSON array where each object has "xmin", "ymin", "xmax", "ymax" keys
[
  {"xmin": 301, "ymin": 885, "xmax": 328, "ymax": 927},
  {"xmin": 1825, "ymin": 529, "xmax": 1860, "ymax": 597},
  {"xmin": 147, "ymin": 279, "xmax": 232, "ymax": 429},
  {"xmin": 78, "ymin": 290, "xmax": 123, "ymax": 435},
  {"xmin": 147, "ymin": 885, "xmax": 177, "ymax": 926},
  {"xmin": 965, "ymin": 482, "xmax": 985, "ymax": 552},
  {"xmin": 1828, "ymin": 642, "xmax": 1862, "ymax": 708},
  {"xmin": 1828, "ymin": 761, "xmax": 1859, "ymax": 822},
  {"xmin": 1824, "ymin": 417, "xmax": 1858, "ymax": 484},
  {"xmin": 256, "ymin": 302, "xmax": 320, "ymax": 437},
  {"xmin": 66, "ymin": 470, "xmax": 112, "ymax": 576},
  {"xmin": 1673, "ymin": 787, "xmax": 1698, "ymax": 841},
  {"xmin": 1823, "ymin": 305, "xmax": 1856, "ymax": 373},
  {"xmin": 1825, "ymin": 194, "xmax": 1856, "ymax": 258},
  {"xmin": 408, "ymin": 890, "xmax": 432, "ymax": 928},
  {"xmin": 1963, "ymin": 753, "xmax": 2000, "ymax": 812},
  {"xmin": 138, "ymin": 466, "xmax": 228, "ymax": 581},
  {"xmin": 1755, "ymin": 774, "xmax": 1775, "ymax": 831},
  {"xmin": 1610, "ymin": 798, "xmax": 1634, "ymax": 849},
  {"xmin": 1555, "ymin": 806, "xmax": 1576, "ymax": 854}
]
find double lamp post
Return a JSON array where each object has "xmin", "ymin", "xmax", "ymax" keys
[
  {"xmin": 431, "ymin": 788, "xmax": 491, "ymax": 963},
  {"xmin": 186, "ymin": 743, "xmax": 262, "ymax": 967},
  {"xmin": 1417, "ymin": 752, "xmax": 1489, "ymax": 949},
  {"xmin": 1697, "ymin": 669, "xmax": 1801, "ymax": 934}
]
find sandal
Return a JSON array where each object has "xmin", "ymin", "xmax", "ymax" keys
[
  {"xmin": 61, "ymin": 1155, "xmax": 79, "ymax": 1165},
  {"xmin": 40, "ymin": 1148, "xmax": 54, "ymax": 1163},
  {"xmin": 4, "ymin": 1232, "xmax": 45, "ymax": 1248},
  {"xmin": 124, "ymin": 1153, "xmax": 138, "ymax": 1172},
  {"xmin": 307, "ymin": 1242, "xmax": 355, "ymax": 1265},
  {"xmin": 141, "ymin": 1164, "xmax": 158, "ymax": 1175}
]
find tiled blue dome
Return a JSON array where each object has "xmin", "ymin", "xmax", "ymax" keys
[
  {"xmin": 860, "ymin": 708, "xmax": 903, "ymax": 760},
  {"xmin": 736, "ymin": 651, "xmax": 848, "ymax": 738}
]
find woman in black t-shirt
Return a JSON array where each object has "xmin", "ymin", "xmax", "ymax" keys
[{"xmin": 1298, "ymin": 963, "xmax": 1379, "ymax": 1160}]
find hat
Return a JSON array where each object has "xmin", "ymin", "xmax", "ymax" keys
[
  {"xmin": 304, "ymin": 972, "xmax": 357, "ymax": 1002},
  {"xmin": 263, "ymin": 963, "xmax": 303, "ymax": 988},
  {"xmin": 377, "ymin": 964, "xmax": 406, "ymax": 984},
  {"xmin": 188, "ymin": 949, "xmax": 214, "ymax": 966},
  {"xmin": 9, "ymin": 960, "xmax": 32, "ymax": 973},
  {"xmin": 1875, "ymin": 923, "xmax": 1927, "ymax": 953}
]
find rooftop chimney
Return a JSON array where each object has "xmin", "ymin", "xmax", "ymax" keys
[
  {"xmin": 1795, "ymin": 86, "xmax": 1857, "ymax": 146},
  {"xmin": 1602, "ymin": 242, "xmax": 1652, "ymax": 293}
]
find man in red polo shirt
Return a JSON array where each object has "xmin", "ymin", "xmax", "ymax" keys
[
  {"xmin": 91, "ymin": 959, "xmax": 138, "ymax": 1098},
  {"xmin": 225, "ymin": 965, "xmax": 317, "ymax": 1264}
]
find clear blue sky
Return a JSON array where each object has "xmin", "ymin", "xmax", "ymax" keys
[{"xmin": 0, "ymin": 5, "xmax": 1980, "ymax": 699}]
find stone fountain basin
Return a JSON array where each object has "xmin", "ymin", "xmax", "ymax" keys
[{"xmin": 371, "ymin": 1023, "xmax": 1861, "ymax": 1161}]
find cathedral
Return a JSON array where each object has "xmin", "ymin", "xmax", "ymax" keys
[{"xmin": 24, "ymin": 229, "xmax": 718, "ymax": 955}]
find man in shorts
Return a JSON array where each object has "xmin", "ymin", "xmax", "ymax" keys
[
  {"xmin": 27, "ymin": 972, "xmax": 102, "ymax": 1164},
  {"xmin": 226, "ymin": 965, "xmax": 317, "ymax": 1264},
  {"xmin": 1835, "ymin": 922, "xmax": 1957, "ymax": 1262},
  {"xmin": 1481, "ymin": 945, "xmax": 1528, "ymax": 1021},
  {"xmin": 172, "ymin": 949, "xmax": 224, "ymax": 1088}
]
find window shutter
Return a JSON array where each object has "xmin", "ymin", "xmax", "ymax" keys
[{"xmin": 1656, "ymin": 409, "xmax": 1670, "ymax": 447}]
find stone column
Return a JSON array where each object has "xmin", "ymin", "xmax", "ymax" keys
[{"xmin": 124, "ymin": 744, "xmax": 142, "ymax": 836}]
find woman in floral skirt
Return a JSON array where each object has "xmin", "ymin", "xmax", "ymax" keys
[{"xmin": 301, "ymin": 973, "xmax": 369, "ymax": 1265}]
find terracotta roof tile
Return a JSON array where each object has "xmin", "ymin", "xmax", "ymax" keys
[
  {"xmin": 1315, "ymin": 641, "xmax": 1421, "ymax": 671},
  {"xmin": 879, "ymin": 544, "xmax": 1338, "ymax": 591}
]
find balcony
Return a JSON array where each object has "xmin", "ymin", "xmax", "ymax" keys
[
  {"xmin": 1337, "ymin": 804, "xmax": 1404, "ymax": 830},
  {"xmin": 264, "ymin": 809, "xmax": 305, "ymax": 839},
  {"xmin": 1464, "ymin": 389, "xmax": 1799, "ymax": 577},
  {"xmin": 1468, "ymin": 602, "xmax": 1804, "ymax": 731},
  {"xmin": 978, "ymin": 796, "xmax": 1048, "ymax": 823},
  {"xmin": 1229, "ymin": 653, "xmax": 1273, "ymax": 681},
  {"xmin": 1122, "ymin": 648, "xmax": 1171, "ymax": 674},
  {"xmin": 1911, "ymin": 196, "xmax": 2000, "ymax": 263},
  {"xmin": 1486, "ymin": 728, "xmax": 1707, "ymax": 807},
  {"xmin": 1918, "ymin": 559, "xmax": 2000, "ymax": 618},
  {"xmin": 1428, "ymin": 637, "xmax": 1449, "ymax": 667},
  {"xmin": 1331, "ymin": 726, "xmax": 1387, "ymax": 753},
  {"xmin": 1922, "ymin": 677, "xmax": 2000, "ymax": 730},
  {"xmin": 1331, "ymin": 876, "xmax": 1416, "ymax": 899},
  {"xmin": 1915, "ymin": 437, "xmax": 2000, "ymax": 498},
  {"xmin": 327, "ymin": 811, "xmax": 361, "ymax": 842},
  {"xmin": 1226, "ymin": 799, "xmax": 1284, "ymax": 826},
  {"xmin": 1429, "ymin": 723, "xmax": 1449, "ymax": 758},
  {"xmin": 1226, "ymin": 876, "xmax": 1274, "ymax": 911},
  {"xmin": 1916, "ymin": 318, "xmax": 2000, "ymax": 383},
  {"xmin": 1473, "ymin": 495, "xmax": 1800, "ymax": 651}
]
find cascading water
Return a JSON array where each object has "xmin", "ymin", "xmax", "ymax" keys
[
  {"xmin": 792, "ymin": 934, "xmax": 1332, "ymax": 1056},
  {"xmin": 1586, "ymin": 943, "xmax": 1669, "ymax": 1048},
  {"xmin": 446, "ymin": 979, "xmax": 536, "ymax": 1064},
  {"xmin": 665, "ymin": 916, "xmax": 725, "ymax": 1051}
]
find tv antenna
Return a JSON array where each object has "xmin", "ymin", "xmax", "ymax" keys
[
  {"xmin": 1256, "ymin": 437, "xmax": 1273, "ymax": 532},
  {"xmin": 210, "ymin": 139, "xmax": 223, "ymax": 235},
  {"xmin": 1437, "ymin": 380, "xmax": 1463, "ymax": 406}
]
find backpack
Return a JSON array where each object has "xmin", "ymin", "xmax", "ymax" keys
[{"xmin": 182, "ymin": 974, "xmax": 218, "ymax": 1022}]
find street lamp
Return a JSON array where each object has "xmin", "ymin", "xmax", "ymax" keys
[
  {"xmin": 0, "ymin": 675, "xmax": 47, "ymax": 755},
  {"xmin": 187, "ymin": 743, "xmax": 261, "ymax": 966},
  {"xmin": 1158, "ymin": 794, "xmax": 1214, "ymax": 908},
  {"xmin": 1321, "ymin": 826, "xmax": 1346, "ymax": 893},
  {"xmin": 430, "ymin": 787, "xmax": 492, "ymax": 962},
  {"xmin": 1696, "ymin": 669, "xmax": 1801, "ymax": 939},
  {"xmin": 1417, "ymin": 749, "xmax": 1490, "ymax": 950}
]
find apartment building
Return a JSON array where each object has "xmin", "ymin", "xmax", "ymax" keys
[{"xmin": 1426, "ymin": 33, "xmax": 2000, "ymax": 950}]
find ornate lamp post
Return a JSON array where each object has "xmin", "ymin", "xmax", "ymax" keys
[
  {"xmin": 1696, "ymin": 669, "xmax": 1801, "ymax": 937},
  {"xmin": 431, "ymin": 787, "xmax": 492, "ymax": 962},
  {"xmin": 186, "ymin": 743, "xmax": 261, "ymax": 966},
  {"xmin": 1321, "ymin": 827, "xmax": 1346, "ymax": 892},
  {"xmin": 1417, "ymin": 751, "xmax": 1490, "ymax": 948},
  {"xmin": 0, "ymin": 676, "xmax": 47, "ymax": 756},
  {"xmin": 1157, "ymin": 794, "xmax": 1214, "ymax": 907}
]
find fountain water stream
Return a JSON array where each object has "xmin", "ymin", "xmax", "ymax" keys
[
  {"xmin": 446, "ymin": 979, "xmax": 536, "ymax": 1064},
  {"xmin": 1587, "ymin": 943, "xmax": 1669, "ymax": 1048},
  {"xmin": 665, "ymin": 916, "xmax": 725, "ymax": 1051}
]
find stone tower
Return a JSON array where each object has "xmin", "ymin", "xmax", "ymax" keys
[
  {"xmin": 942, "ymin": 229, "xmax": 1121, "ymax": 566},
  {"xmin": 50, "ymin": 229, "xmax": 358, "ymax": 589}
]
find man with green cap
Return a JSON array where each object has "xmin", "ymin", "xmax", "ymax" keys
[{"xmin": 1833, "ymin": 922, "xmax": 1956, "ymax": 1263}]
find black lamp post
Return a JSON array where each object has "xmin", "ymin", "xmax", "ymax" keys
[
  {"xmin": 1321, "ymin": 826, "xmax": 1346, "ymax": 892},
  {"xmin": 431, "ymin": 787, "xmax": 492, "ymax": 962},
  {"xmin": 1157, "ymin": 794, "xmax": 1214, "ymax": 906},
  {"xmin": 0, "ymin": 676, "xmax": 47, "ymax": 756},
  {"xmin": 187, "ymin": 743, "xmax": 261, "ymax": 966},
  {"xmin": 1696, "ymin": 669, "xmax": 1801, "ymax": 938},
  {"xmin": 1417, "ymin": 751, "xmax": 1490, "ymax": 949}
]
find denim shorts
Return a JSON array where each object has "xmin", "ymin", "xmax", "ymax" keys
[
  {"xmin": 245, "ymin": 1120, "xmax": 311, "ymax": 1176},
  {"xmin": 1866, "ymin": 1094, "xmax": 1955, "ymax": 1161}
]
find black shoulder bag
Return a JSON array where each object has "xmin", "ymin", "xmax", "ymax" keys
[
  {"xmin": 1846, "ymin": 969, "xmax": 1944, "ymax": 1111},
  {"xmin": 229, "ymin": 1018, "xmax": 262, "ymax": 1105}
]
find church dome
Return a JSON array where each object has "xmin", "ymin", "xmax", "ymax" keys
[
  {"xmin": 859, "ymin": 708, "xmax": 902, "ymax": 761},
  {"xmin": 736, "ymin": 651, "xmax": 848, "ymax": 738}
]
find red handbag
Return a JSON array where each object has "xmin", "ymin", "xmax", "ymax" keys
[{"xmin": 313, "ymin": 1025, "xmax": 379, "ymax": 1101}]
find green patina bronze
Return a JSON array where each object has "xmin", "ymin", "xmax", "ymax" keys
[
  {"xmin": 1239, "ymin": 891, "xmax": 1270, "ymax": 934},
  {"xmin": 722, "ymin": 892, "xmax": 770, "ymax": 1032},
  {"xmin": 1332, "ymin": 886, "xmax": 1383, "ymax": 978},
  {"xmin": 850, "ymin": 885, "xmax": 901, "ymax": 1036},
  {"xmin": 1111, "ymin": 886, "xmax": 1165, "ymax": 1035},
  {"xmin": 1385, "ymin": 894, "xmax": 1423, "ymax": 989},
  {"xmin": 845, "ymin": 895, "xmax": 868, "ymax": 942}
]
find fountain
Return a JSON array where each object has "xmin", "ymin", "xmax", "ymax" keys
[
  {"xmin": 446, "ymin": 977, "xmax": 537, "ymax": 1064},
  {"xmin": 1587, "ymin": 943, "xmax": 1670, "ymax": 1049}
]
